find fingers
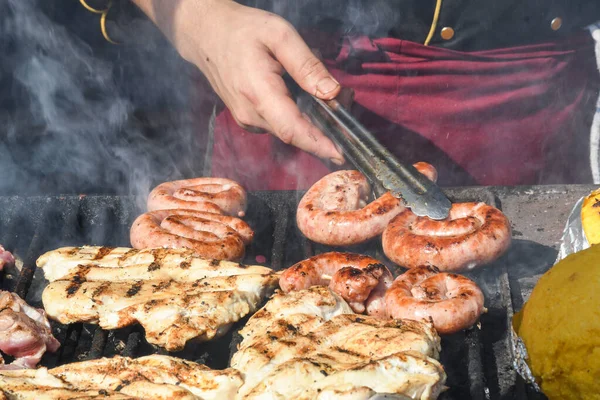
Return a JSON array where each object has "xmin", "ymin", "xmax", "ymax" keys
[
  {"xmin": 253, "ymin": 76, "xmax": 344, "ymax": 164},
  {"xmin": 228, "ymin": 100, "xmax": 271, "ymax": 134},
  {"xmin": 266, "ymin": 23, "xmax": 341, "ymax": 100}
]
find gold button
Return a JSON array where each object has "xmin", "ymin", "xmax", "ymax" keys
[
  {"xmin": 551, "ymin": 17, "xmax": 562, "ymax": 31},
  {"xmin": 441, "ymin": 27, "xmax": 455, "ymax": 40}
]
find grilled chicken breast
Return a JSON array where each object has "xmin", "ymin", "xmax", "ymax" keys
[
  {"xmin": 43, "ymin": 274, "xmax": 278, "ymax": 351},
  {"xmin": 243, "ymin": 352, "xmax": 445, "ymax": 400},
  {"xmin": 37, "ymin": 246, "xmax": 279, "ymax": 351},
  {"xmin": 0, "ymin": 355, "xmax": 243, "ymax": 399},
  {"xmin": 231, "ymin": 287, "xmax": 446, "ymax": 400},
  {"xmin": 37, "ymin": 246, "xmax": 272, "ymax": 282}
]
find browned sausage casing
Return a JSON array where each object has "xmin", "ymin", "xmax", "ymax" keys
[
  {"xmin": 296, "ymin": 163, "xmax": 437, "ymax": 246},
  {"xmin": 130, "ymin": 209, "xmax": 254, "ymax": 261},
  {"xmin": 147, "ymin": 177, "xmax": 248, "ymax": 217},
  {"xmin": 382, "ymin": 202, "xmax": 511, "ymax": 271},
  {"xmin": 279, "ymin": 252, "xmax": 393, "ymax": 317},
  {"xmin": 385, "ymin": 266, "xmax": 485, "ymax": 335}
]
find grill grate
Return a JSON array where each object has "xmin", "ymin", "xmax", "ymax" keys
[{"xmin": 0, "ymin": 186, "xmax": 595, "ymax": 399}]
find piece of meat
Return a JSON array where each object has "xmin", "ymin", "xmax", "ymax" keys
[
  {"xmin": 0, "ymin": 246, "xmax": 15, "ymax": 272},
  {"xmin": 38, "ymin": 243, "xmax": 277, "ymax": 353},
  {"xmin": 0, "ymin": 355, "xmax": 243, "ymax": 400},
  {"xmin": 243, "ymin": 353, "xmax": 445, "ymax": 400},
  {"xmin": 37, "ymin": 246, "xmax": 271, "ymax": 283},
  {"xmin": 296, "ymin": 163, "xmax": 437, "ymax": 247},
  {"xmin": 279, "ymin": 252, "xmax": 393, "ymax": 316},
  {"xmin": 147, "ymin": 177, "xmax": 248, "ymax": 217},
  {"xmin": 0, "ymin": 291, "xmax": 59, "ymax": 369},
  {"xmin": 385, "ymin": 266, "xmax": 486, "ymax": 335},
  {"xmin": 231, "ymin": 286, "xmax": 446, "ymax": 399},
  {"xmin": 42, "ymin": 274, "xmax": 278, "ymax": 352},
  {"xmin": 129, "ymin": 209, "xmax": 254, "ymax": 261},
  {"xmin": 382, "ymin": 202, "xmax": 512, "ymax": 271}
]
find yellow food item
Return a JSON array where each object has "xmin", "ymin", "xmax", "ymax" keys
[
  {"xmin": 516, "ymin": 244, "xmax": 600, "ymax": 400},
  {"xmin": 581, "ymin": 187, "xmax": 600, "ymax": 245}
]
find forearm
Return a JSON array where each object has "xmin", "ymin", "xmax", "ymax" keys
[{"xmin": 129, "ymin": 0, "xmax": 229, "ymax": 55}]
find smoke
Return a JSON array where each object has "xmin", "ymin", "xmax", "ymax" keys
[
  {"xmin": 242, "ymin": 0, "xmax": 398, "ymax": 37},
  {"xmin": 0, "ymin": 0, "xmax": 207, "ymax": 207}
]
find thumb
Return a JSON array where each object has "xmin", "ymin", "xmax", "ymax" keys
[{"xmin": 268, "ymin": 25, "xmax": 340, "ymax": 100}]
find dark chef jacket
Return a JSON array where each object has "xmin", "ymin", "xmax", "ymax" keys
[{"xmin": 241, "ymin": 0, "xmax": 600, "ymax": 51}]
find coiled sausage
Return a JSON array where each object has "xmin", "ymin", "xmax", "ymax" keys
[
  {"xmin": 385, "ymin": 266, "xmax": 485, "ymax": 335},
  {"xmin": 296, "ymin": 163, "xmax": 437, "ymax": 246},
  {"xmin": 148, "ymin": 177, "xmax": 248, "ymax": 217},
  {"xmin": 130, "ymin": 209, "xmax": 254, "ymax": 261},
  {"xmin": 382, "ymin": 202, "xmax": 511, "ymax": 271}
]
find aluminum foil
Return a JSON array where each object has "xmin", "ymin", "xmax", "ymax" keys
[
  {"xmin": 511, "ymin": 325, "xmax": 541, "ymax": 392},
  {"xmin": 555, "ymin": 196, "xmax": 590, "ymax": 263},
  {"xmin": 512, "ymin": 195, "xmax": 590, "ymax": 392}
]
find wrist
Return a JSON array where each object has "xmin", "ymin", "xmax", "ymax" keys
[{"xmin": 130, "ymin": 0, "xmax": 235, "ymax": 58}]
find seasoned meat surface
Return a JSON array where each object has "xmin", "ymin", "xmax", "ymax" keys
[
  {"xmin": 231, "ymin": 286, "xmax": 446, "ymax": 399},
  {"xmin": 37, "ymin": 246, "xmax": 271, "ymax": 282},
  {"xmin": 43, "ymin": 275, "xmax": 278, "ymax": 352},
  {"xmin": 37, "ymin": 247, "xmax": 278, "ymax": 351},
  {"xmin": 0, "ymin": 355, "xmax": 243, "ymax": 399}
]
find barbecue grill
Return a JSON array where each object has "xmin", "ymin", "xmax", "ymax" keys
[{"xmin": 0, "ymin": 185, "xmax": 593, "ymax": 399}]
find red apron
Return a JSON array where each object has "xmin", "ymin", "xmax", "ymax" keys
[{"xmin": 210, "ymin": 32, "xmax": 599, "ymax": 190}]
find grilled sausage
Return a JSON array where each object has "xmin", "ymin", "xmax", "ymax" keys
[
  {"xmin": 385, "ymin": 266, "xmax": 485, "ymax": 335},
  {"xmin": 148, "ymin": 177, "xmax": 248, "ymax": 217},
  {"xmin": 296, "ymin": 163, "xmax": 437, "ymax": 246},
  {"xmin": 382, "ymin": 202, "xmax": 511, "ymax": 271},
  {"xmin": 279, "ymin": 252, "xmax": 393, "ymax": 316},
  {"xmin": 130, "ymin": 209, "xmax": 254, "ymax": 261}
]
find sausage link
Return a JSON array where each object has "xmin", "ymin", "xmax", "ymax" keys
[
  {"xmin": 382, "ymin": 202, "xmax": 511, "ymax": 271},
  {"xmin": 296, "ymin": 163, "xmax": 437, "ymax": 246},
  {"xmin": 279, "ymin": 252, "xmax": 393, "ymax": 316},
  {"xmin": 385, "ymin": 266, "xmax": 485, "ymax": 335},
  {"xmin": 130, "ymin": 209, "xmax": 254, "ymax": 261},
  {"xmin": 148, "ymin": 178, "xmax": 248, "ymax": 217}
]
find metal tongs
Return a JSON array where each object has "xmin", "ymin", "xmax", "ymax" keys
[{"xmin": 292, "ymin": 82, "xmax": 451, "ymax": 220}]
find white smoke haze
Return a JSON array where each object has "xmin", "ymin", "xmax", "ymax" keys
[{"xmin": 0, "ymin": 0, "xmax": 207, "ymax": 208}]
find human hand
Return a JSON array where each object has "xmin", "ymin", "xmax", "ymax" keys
[{"xmin": 134, "ymin": 0, "xmax": 345, "ymax": 164}]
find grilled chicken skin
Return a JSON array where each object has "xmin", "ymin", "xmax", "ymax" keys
[
  {"xmin": 37, "ymin": 246, "xmax": 278, "ymax": 351},
  {"xmin": 243, "ymin": 352, "xmax": 445, "ymax": 400},
  {"xmin": 0, "ymin": 355, "xmax": 243, "ymax": 399},
  {"xmin": 42, "ymin": 274, "xmax": 278, "ymax": 352},
  {"xmin": 231, "ymin": 286, "xmax": 446, "ymax": 399},
  {"xmin": 37, "ymin": 246, "xmax": 272, "ymax": 283}
]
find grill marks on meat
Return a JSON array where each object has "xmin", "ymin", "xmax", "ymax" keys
[
  {"xmin": 243, "ymin": 353, "xmax": 444, "ymax": 400},
  {"xmin": 231, "ymin": 287, "xmax": 446, "ymax": 399},
  {"xmin": 0, "ymin": 246, "xmax": 15, "ymax": 271},
  {"xmin": 0, "ymin": 355, "xmax": 243, "ymax": 399},
  {"xmin": 37, "ymin": 246, "xmax": 271, "ymax": 283},
  {"xmin": 0, "ymin": 291, "xmax": 59, "ymax": 369},
  {"xmin": 37, "ymin": 247, "xmax": 278, "ymax": 352},
  {"xmin": 43, "ymin": 275, "xmax": 278, "ymax": 352}
]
